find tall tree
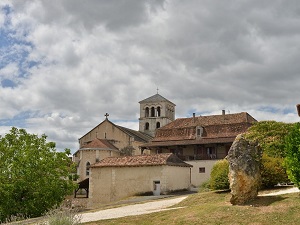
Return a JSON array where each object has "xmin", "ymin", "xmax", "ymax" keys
[
  {"xmin": 0, "ymin": 127, "xmax": 76, "ymax": 222},
  {"xmin": 284, "ymin": 122, "xmax": 300, "ymax": 188}
]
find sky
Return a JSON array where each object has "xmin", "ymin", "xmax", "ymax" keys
[{"xmin": 1, "ymin": 0, "xmax": 300, "ymax": 153}]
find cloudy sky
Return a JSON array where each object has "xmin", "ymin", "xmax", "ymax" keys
[{"xmin": 1, "ymin": 0, "xmax": 300, "ymax": 153}]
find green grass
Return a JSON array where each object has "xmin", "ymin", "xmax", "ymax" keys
[{"xmin": 83, "ymin": 190, "xmax": 300, "ymax": 225}]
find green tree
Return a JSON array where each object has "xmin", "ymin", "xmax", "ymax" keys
[
  {"xmin": 244, "ymin": 121, "xmax": 293, "ymax": 158},
  {"xmin": 284, "ymin": 122, "xmax": 300, "ymax": 188},
  {"xmin": 0, "ymin": 127, "xmax": 76, "ymax": 222},
  {"xmin": 210, "ymin": 159, "xmax": 229, "ymax": 190}
]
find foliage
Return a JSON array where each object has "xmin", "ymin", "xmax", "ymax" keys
[
  {"xmin": 198, "ymin": 180, "xmax": 211, "ymax": 192},
  {"xmin": 119, "ymin": 146, "xmax": 135, "ymax": 156},
  {"xmin": 284, "ymin": 122, "xmax": 300, "ymax": 188},
  {"xmin": 39, "ymin": 206, "xmax": 82, "ymax": 225},
  {"xmin": 210, "ymin": 159, "xmax": 229, "ymax": 190},
  {"xmin": 260, "ymin": 154, "xmax": 289, "ymax": 189},
  {"xmin": 0, "ymin": 127, "xmax": 76, "ymax": 222},
  {"xmin": 244, "ymin": 121, "xmax": 293, "ymax": 158}
]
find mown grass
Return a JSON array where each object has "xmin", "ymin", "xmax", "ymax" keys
[{"xmin": 83, "ymin": 190, "xmax": 300, "ymax": 225}]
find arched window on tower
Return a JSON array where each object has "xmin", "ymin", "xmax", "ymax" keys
[
  {"xmin": 86, "ymin": 162, "xmax": 91, "ymax": 176},
  {"xmin": 145, "ymin": 107, "xmax": 149, "ymax": 117},
  {"xmin": 156, "ymin": 122, "xmax": 160, "ymax": 128},
  {"xmin": 145, "ymin": 122, "xmax": 149, "ymax": 130},
  {"xmin": 157, "ymin": 106, "xmax": 161, "ymax": 117},
  {"xmin": 151, "ymin": 107, "xmax": 155, "ymax": 117}
]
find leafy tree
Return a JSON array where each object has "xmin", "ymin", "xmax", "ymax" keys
[
  {"xmin": 0, "ymin": 127, "xmax": 76, "ymax": 222},
  {"xmin": 284, "ymin": 122, "xmax": 300, "ymax": 188},
  {"xmin": 244, "ymin": 121, "xmax": 293, "ymax": 158},
  {"xmin": 210, "ymin": 159, "xmax": 229, "ymax": 190},
  {"xmin": 119, "ymin": 146, "xmax": 135, "ymax": 156}
]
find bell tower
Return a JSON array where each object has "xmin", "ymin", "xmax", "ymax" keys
[{"xmin": 139, "ymin": 93, "xmax": 176, "ymax": 137}]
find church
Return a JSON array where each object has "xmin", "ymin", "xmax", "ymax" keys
[
  {"xmin": 73, "ymin": 93, "xmax": 256, "ymax": 203},
  {"xmin": 73, "ymin": 93, "xmax": 175, "ymax": 182}
]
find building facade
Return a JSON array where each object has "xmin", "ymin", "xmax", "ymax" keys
[
  {"xmin": 88, "ymin": 153, "xmax": 192, "ymax": 206},
  {"xmin": 142, "ymin": 111, "xmax": 257, "ymax": 186}
]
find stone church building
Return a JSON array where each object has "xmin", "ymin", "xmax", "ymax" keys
[
  {"xmin": 73, "ymin": 92, "xmax": 256, "ymax": 202},
  {"xmin": 73, "ymin": 93, "xmax": 176, "ymax": 182}
]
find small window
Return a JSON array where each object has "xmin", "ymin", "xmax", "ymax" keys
[
  {"xmin": 199, "ymin": 167, "xmax": 205, "ymax": 173},
  {"xmin": 197, "ymin": 126, "xmax": 203, "ymax": 137},
  {"xmin": 145, "ymin": 122, "xmax": 149, "ymax": 130},
  {"xmin": 86, "ymin": 162, "xmax": 91, "ymax": 176},
  {"xmin": 156, "ymin": 122, "xmax": 160, "ymax": 128}
]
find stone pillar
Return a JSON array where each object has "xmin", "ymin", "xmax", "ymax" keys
[{"xmin": 227, "ymin": 134, "xmax": 262, "ymax": 205}]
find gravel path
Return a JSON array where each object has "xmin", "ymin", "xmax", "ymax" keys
[
  {"xmin": 80, "ymin": 196, "xmax": 187, "ymax": 223},
  {"xmin": 259, "ymin": 187, "xmax": 299, "ymax": 196}
]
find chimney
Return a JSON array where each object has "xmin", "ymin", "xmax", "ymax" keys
[
  {"xmin": 193, "ymin": 113, "xmax": 196, "ymax": 122},
  {"xmin": 222, "ymin": 110, "xmax": 225, "ymax": 116}
]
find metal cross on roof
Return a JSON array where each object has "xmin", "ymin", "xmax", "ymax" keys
[{"xmin": 104, "ymin": 113, "xmax": 109, "ymax": 119}]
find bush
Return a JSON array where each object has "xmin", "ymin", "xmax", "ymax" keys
[
  {"xmin": 39, "ymin": 206, "xmax": 82, "ymax": 225},
  {"xmin": 260, "ymin": 154, "xmax": 289, "ymax": 189},
  {"xmin": 198, "ymin": 180, "xmax": 211, "ymax": 192},
  {"xmin": 210, "ymin": 159, "xmax": 229, "ymax": 190}
]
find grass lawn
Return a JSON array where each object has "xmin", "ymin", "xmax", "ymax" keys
[{"xmin": 83, "ymin": 190, "xmax": 300, "ymax": 225}]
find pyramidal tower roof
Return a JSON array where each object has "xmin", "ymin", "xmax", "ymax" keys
[{"xmin": 139, "ymin": 93, "xmax": 176, "ymax": 105}]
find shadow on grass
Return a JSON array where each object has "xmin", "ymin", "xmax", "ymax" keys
[{"xmin": 247, "ymin": 195, "xmax": 287, "ymax": 207}]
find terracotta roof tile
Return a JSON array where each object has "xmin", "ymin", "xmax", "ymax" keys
[
  {"xmin": 151, "ymin": 112, "xmax": 256, "ymax": 143},
  {"xmin": 91, "ymin": 153, "xmax": 192, "ymax": 168},
  {"xmin": 81, "ymin": 138, "xmax": 118, "ymax": 151}
]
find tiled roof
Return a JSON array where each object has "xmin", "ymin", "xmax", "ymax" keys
[
  {"xmin": 81, "ymin": 138, "xmax": 118, "ymax": 151},
  {"xmin": 91, "ymin": 153, "xmax": 192, "ymax": 168},
  {"xmin": 139, "ymin": 94, "xmax": 176, "ymax": 105},
  {"xmin": 161, "ymin": 112, "xmax": 256, "ymax": 129},
  {"xmin": 148, "ymin": 112, "xmax": 256, "ymax": 144}
]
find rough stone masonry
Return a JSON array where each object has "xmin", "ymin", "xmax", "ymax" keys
[{"xmin": 227, "ymin": 134, "xmax": 262, "ymax": 205}]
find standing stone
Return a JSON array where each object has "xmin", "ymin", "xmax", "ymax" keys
[{"xmin": 227, "ymin": 134, "xmax": 262, "ymax": 205}]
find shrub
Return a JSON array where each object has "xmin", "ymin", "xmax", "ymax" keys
[
  {"xmin": 39, "ymin": 206, "xmax": 82, "ymax": 225},
  {"xmin": 198, "ymin": 180, "xmax": 211, "ymax": 192},
  {"xmin": 260, "ymin": 154, "xmax": 289, "ymax": 189},
  {"xmin": 210, "ymin": 159, "xmax": 229, "ymax": 190}
]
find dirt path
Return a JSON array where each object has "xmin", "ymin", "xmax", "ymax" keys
[{"xmin": 80, "ymin": 196, "xmax": 187, "ymax": 223}]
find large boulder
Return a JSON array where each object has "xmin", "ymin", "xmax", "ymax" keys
[{"xmin": 227, "ymin": 134, "xmax": 262, "ymax": 205}]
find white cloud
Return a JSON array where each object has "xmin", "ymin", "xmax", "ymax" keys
[{"xmin": 1, "ymin": 0, "xmax": 300, "ymax": 152}]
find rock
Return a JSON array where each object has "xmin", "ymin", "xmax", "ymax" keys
[{"xmin": 227, "ymin": 134, "xmax": 262, "ymax": 205}]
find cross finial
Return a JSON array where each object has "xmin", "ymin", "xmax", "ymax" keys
[
  {"xmin": 104, "ymin": 113, "xmax": 109, "ymax": 119},
  {"xmin": 157, "ymin": 87, "xmax": 159, "ymax": 94}
]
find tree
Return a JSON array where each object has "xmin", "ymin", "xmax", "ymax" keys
[
  {"xmin": 119, "ymin": 146, "xmax": 135, "ymax": 156},
  {"xmin": 244, "ymin": 121, "xmax": 293, "ymax": 158},
  {"xmin": 284, "ymin": 122, "xmax": 300, "ymax": 188},
  {"xmin": 0, "ymin": 127, "xmax": 76, "ymax": 222}
]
